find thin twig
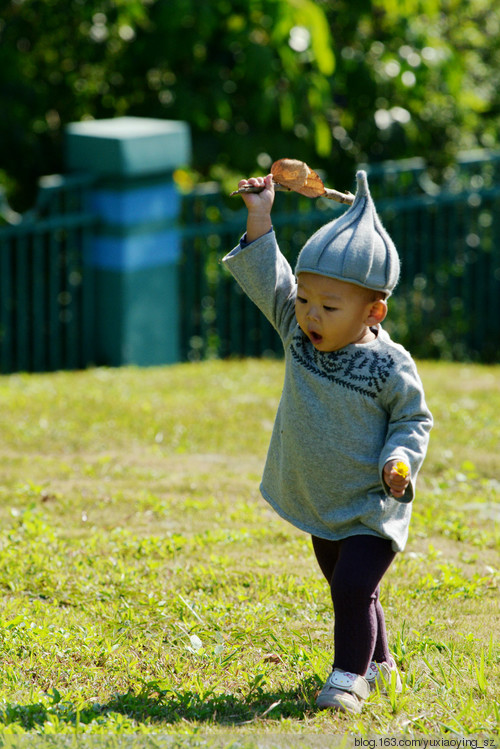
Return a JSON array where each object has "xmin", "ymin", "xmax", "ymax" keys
[
  {"xmin": 234, "ymin": 700, "xmax": 282, "ymax": 726},
  {"xmin": 230, "ymin": 181, "xmax": 354, "ymax": 205},
  {"xmin": 177, "ymin": 594, "xmax": 205, "ymax": 624},
  {"xmin": 323, "ymin": 187, "xmax": 355, "ymax": 205},
  {"xmin": 229, "ymin": 182, "xmax": 290, "ymax": 196}
]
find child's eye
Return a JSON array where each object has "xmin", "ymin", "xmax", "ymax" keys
[
  {"xmin": 324, "ymin": 305, "xmax": 337, "ymax": 312},
  {"xmin": 297, "ymin": 296, "xmax": 307, "ymax": 304}
]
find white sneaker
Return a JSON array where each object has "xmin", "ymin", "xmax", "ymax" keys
[
  {"xmin": 365, "ymin": 658, "xmax": 402, "ymax": 693},
  {"xmin": 316, "ymin": 668, "xmax": 370, "ymax": 713}
]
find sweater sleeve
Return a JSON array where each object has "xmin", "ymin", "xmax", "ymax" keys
[
  {"xmin": 378, "ymin": 355, "xmax": 433, "ymax": 503},
  {"xmin": 222, "ymin": 230, "xmax": 298, "ymax": 343}
]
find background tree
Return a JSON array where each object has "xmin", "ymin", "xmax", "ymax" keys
[{"xmin": 1, "ymin": 0, "xmax": 499, "ymax": 209}]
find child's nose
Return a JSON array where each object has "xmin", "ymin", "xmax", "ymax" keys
[{"xmin": 306, "ymin": 305, "xmax": 320, "ymax": 320}]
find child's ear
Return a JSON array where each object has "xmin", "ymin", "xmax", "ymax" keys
[{"xmin": 365, "ymin": 299, "xmax": 387, "ymax": 326}]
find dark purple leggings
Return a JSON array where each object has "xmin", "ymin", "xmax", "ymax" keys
[{"xmin": 311, "ymin": 534, "xmax": 396, "ymax": 675}]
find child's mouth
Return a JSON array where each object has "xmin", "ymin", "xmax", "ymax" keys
[{"xmin": 309, "ymin": 330, "xmax": 323, "ymax": 345}]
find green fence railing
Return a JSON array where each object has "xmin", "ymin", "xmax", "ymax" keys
[
  {"xmin": 0, "ymin": 174, "xmax": 98, "ymax": 373},
  {"xmin": 1, "ymin": 151, "xmax": 500, "ymax": 372},
  {"xmin": 179, "ymin": 156, "xmax": 500, "ymax": 363}
]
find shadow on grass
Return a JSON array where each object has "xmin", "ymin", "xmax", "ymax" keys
[
  {"xmin": 101, "ymin": 680, "xmax": 317, "ymax": 725},
  {"xmin": 0, "ymin": 677, "xmax": 319, "ymax": 731}
]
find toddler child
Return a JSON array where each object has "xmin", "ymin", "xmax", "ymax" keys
[{"xmin": 222, "ymin": 170, "xmax": 433, "ymax": 714}]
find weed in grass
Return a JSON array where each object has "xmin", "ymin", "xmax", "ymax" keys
[{"xmin": 473, "ymin": 649, "xmax": 488, "ymax": 695}]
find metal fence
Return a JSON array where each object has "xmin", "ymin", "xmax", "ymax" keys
[
  {"xmin": 180, "ymin": 153, "xmax": 500, "ymax": 363},
  {"xmin": 0, "ymin": 174, "xmax": 98, "ymax": 373},
  {"xmin": 1, "ymin": 152, "xmax": 500, "ymax": 372}
]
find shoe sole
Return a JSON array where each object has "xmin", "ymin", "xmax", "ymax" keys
[{"xmin": 316, "ymin": 696, "xmax": 363, "ymax": 713}]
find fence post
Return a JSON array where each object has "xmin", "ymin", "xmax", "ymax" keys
[{"xmin": 65, "ymin": 116, "xmax": 191, "ymax": 366}]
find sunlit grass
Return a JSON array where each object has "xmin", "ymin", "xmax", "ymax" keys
[{"xmin": 0, "ymin": 359, "xmax": 497, "ymax": 740}]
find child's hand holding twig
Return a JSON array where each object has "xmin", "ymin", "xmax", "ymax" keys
[
  {"xmin": 238, "ymin": 174, "xmax": 275, "ymax": 243},
  {"xmin": 383, "ymin": 460, "xmax": 410, "ymax": 499}
]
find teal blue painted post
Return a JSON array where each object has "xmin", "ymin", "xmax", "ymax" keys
[{"xmin": 64, "ymin": 117, "xmax": 191, "ymax": 366}]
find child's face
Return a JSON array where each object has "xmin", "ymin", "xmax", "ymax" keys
[{"xmin": 295, "ymin": 272, "xmax": 380, "ymax": 352}]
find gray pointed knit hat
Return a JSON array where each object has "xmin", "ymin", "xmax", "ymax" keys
[{"xmin": 295, "ymin": 170, "xmax": 400, "ymax": 296}]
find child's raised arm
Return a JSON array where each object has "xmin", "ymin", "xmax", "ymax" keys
[{"xmin": 238, "ymin": 174, "xmax": 275, "ymax": 243}]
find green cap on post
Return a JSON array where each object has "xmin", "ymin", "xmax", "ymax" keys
[{"xmin": 65, "ymin": 116, "xmax": 191, "ymax": 178}]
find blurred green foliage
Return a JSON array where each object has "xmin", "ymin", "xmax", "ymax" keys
[{"xmin": 1, "ymin": 0, "xmax": 500, "ymax": 208}]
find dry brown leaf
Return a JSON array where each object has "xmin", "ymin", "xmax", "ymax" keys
[
  {"xmin": 262, "ymin": 652, "xmax": 283, "ymax": 664},
  {"xmin": 271, "ymin": 158, "xmax": 326, "ymax": 198}
]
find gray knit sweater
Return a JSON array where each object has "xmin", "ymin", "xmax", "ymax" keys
[{"xmin": 223, "ymin": 231, "xmax": 433, "ymax": 552}]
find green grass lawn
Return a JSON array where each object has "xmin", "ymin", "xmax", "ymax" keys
[{"xmin": 0, "ymin": 359, "xmax": 498, "ymax": 745}]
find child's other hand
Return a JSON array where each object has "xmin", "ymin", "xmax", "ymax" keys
[{"xmin": 383, "ymin": 460, "xmax": 410, "ymax": 499}]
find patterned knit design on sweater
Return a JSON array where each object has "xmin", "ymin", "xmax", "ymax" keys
[{"xmin": 291, "ymin": 330, "xmax": 395, "ymax": 399}]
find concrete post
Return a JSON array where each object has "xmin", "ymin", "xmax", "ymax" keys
[{"xmin": 65, "ymin": 116, "xmax": 191, "ymax": 366}]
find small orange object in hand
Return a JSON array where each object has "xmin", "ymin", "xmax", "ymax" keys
[{"xmin": 394, "ymin": 462, "xmax": 410, "ymax": 478}]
